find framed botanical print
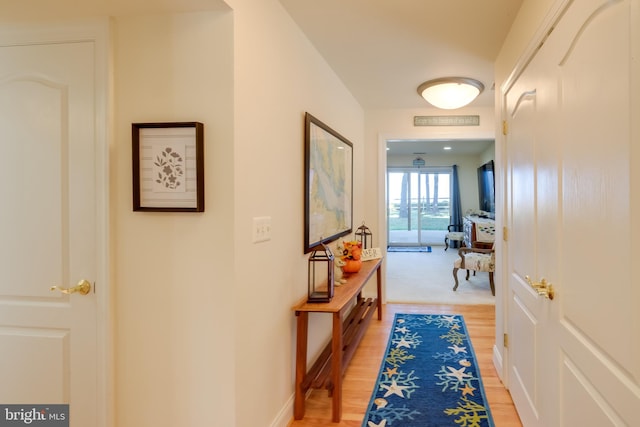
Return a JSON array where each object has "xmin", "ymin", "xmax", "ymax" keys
[{"xmin": 132, "ymin": 122, "xmax": 204, "ymax": 212}]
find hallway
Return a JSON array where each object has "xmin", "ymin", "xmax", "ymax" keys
[{"xmin": 288, "ymin": 303, "xmax": 521, "ymax": 426}]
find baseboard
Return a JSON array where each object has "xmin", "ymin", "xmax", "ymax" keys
[
  {"xmin": 492, "ymin": 343, "xmax": 505, "ymax": 386},
  {"xmin": 270, "ymin": 393, "xmax": 294, "ymax": 427}
]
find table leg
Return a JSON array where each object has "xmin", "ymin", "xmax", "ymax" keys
[
  {"xmin": 294, "ymin": 311, "xmax": 308, "ymax": 420},
  {"xmin": 331, "ymin": 311, "xmax": 343, "ymax": 422},
  {"xmin": 376, "ymin": 263, "xmax": 383, "ymax": 320}
]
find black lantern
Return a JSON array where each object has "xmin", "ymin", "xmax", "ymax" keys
[
  {"xmin": 355, "ymin": 222, "xmax": 373, "ymax": 249},
  {"xmin": 308, "ymin": 242, "xmax": 335, "ymax": 303}
]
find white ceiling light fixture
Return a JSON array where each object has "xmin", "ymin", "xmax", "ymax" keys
[{"xmin": 417, "ymin": 77, "xmax": 484, "ymax": 109}]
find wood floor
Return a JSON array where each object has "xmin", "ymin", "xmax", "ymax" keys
[{"xmin": 288, "ymin": 303, "xmax": 523, "ymax": 427}]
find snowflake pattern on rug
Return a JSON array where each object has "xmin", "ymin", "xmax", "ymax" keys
[{"xmin": 362, "ymin": 314, "xmax": 494, "ymax": 427}]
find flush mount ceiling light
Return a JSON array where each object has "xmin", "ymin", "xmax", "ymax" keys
[{"xmin": 417, "ymin": 77, "xmax": 485, "ymax": 110}]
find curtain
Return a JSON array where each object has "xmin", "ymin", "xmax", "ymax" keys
[{"xmin": 451, "ymin": 165, "xmax": 463, "ymax": 247}]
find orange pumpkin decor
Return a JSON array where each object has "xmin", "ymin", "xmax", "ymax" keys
[
  {"xmin": 342, "ymin": 259, "xmax": 362, "ymax": 273},
  {"xmin": 338, "ymin": 240, "xmax": 363, "ymax": 273}
]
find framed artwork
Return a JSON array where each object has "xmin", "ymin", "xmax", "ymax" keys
[
  {"xmin": 304, "ymin": 113, "xmax": 353, "ymax": 253},
  {"xmin": 132, "ymin": 122, "xmax": 204, "ymax": 212}
]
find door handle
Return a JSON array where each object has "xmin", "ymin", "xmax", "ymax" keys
[
  {"xmin": 50, "ymin": 279, "xmax": 91, "ymax": 295},
  {"xmin": 525, "ymin": 276, "xmax": 555, "ymax": 300}
]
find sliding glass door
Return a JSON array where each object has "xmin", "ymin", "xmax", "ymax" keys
[{"xmin": 387, "ymin": 168, "xmax": 452, "ymax": 247}]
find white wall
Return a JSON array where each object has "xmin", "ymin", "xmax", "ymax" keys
[
  {"xmin": 112, "ymin": 1, "xmax": 365, "ymax": 426},
  {"xmin": 479, "ymin": 144, "xmax": 495, "ymax": 166},
  {"xmin": 228, "ymin": 1, "xmax": 364, "ymax": 426},
  {"xmin": 113, "ymin": 10, "xmax": 236, "ymax": 427},
  {"xmin": 495, "ymin": 0, "xmax": 557, "ymax": 85}
]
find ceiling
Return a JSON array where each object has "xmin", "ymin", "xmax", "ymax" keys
[
  {"xmin": 387, "ymin": 138, "xmax": 494, "ymax": 157},
  {"xmin": 278, "ymin": 0, "xmax": 523, "ymax": 155},
  {"xmin": 278, "ymin": 0, "xmax": 522, "ymax": 110}
]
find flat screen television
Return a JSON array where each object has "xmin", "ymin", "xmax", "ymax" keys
[{"xmin": 477, "ymin": 160, "xmax": 495, "ymax": 215}]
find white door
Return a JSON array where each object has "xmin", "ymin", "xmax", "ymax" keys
[
  {"xmin": 0, "ymin": 31, "xmax": 103, "ymax": 426},
  {"xmin": 504, "ymin": 0, "xmax": 640, "ymax": 425},
  {"xmin": 504, "ymin": 34, "xmax": 561, "ymax": 426}
]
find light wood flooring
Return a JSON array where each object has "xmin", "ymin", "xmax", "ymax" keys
[{"xmin": 288, "ymin": 303, "xmax": 523, "ymax": 427}]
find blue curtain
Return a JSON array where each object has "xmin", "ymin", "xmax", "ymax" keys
[{"xmin": 451, "ymin": 166, "xmax": 463, "ymax": 247}]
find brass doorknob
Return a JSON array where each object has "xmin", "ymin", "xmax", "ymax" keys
[
  {"xmin": 525, "ymin": 276, "xmax": 555, "ymax": 300},
  {"xmin": 50, "ymin": 279, "xmax": 91, "ymax": 295}
]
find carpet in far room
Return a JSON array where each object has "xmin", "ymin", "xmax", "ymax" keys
[{"xmin": 385, "ymin": 246, "xmax": 495, "ymax": 305}]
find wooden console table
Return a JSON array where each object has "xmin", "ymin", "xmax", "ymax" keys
[{"xmin": 293, "ymin": 257, "xmax": 383, "ymax": 423}]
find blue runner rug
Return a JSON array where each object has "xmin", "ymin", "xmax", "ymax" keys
[{"xmin": 362, "ymin": 313, "xmax": 494, "ymax": 427}]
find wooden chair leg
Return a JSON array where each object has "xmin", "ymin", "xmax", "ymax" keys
[
  {"xmin": 489, "ymin": 272, "xmax": 495, "ymax": 296},
  {"xmin": 444, "ymin": 237, "xmax": 449, "ymax": 251},
  {"xmin": 465, "ymin": 270, "xmax": 471, "ymax": 280},
  {"xmin": 452, "ymin": 267, "xmax": 460, "ymax": 291}
]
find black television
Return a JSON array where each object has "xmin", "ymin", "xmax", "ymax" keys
[{"xmin": 477, "ymin": 160, "xmax": 495, "ymax": 215}]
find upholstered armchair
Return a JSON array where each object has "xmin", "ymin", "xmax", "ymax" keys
[
  {"xmin": 444, "ymin": 224, "xmax": 465, "ymax": 251},
  {"xmin": 452, "ymin": 246, "xmax": 495, "ymax": 295}
]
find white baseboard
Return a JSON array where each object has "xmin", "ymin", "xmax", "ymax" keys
[
  {"xmin": 492, "ymin": 343, "xmax": 505, "ymax": 386},
  {"xmin": 270, "ymin": 393, "xmax": 295, "ymax": 427}
]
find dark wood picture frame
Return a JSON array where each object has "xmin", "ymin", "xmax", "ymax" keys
[
  {"xmin": 304, "ymin": 113, "xmax": 353, "ymax": 253},
  {"xmin": 132, "ymin": 122, "xmax": 204, "ymax": 212}
]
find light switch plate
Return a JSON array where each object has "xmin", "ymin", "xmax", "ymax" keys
[{"xmin": 252, "ymin": 216, "xmax": 271, "ymax": 243}]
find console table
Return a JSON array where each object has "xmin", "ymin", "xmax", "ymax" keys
[{"xmin": 293, "ymin": 257, "xmax": 383, "ymax": 422}]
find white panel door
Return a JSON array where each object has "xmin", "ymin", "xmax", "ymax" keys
[
  {"xmin": 0, "ymin": 38, "xmax": 99, "ymax": 425},
  {"xmin": 504, "ymin": 0, "xmax": 640, "ymax": 425},
  {"xmin": 504, "ymin": 34, "xmax": 561, "ymax": 425}
]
